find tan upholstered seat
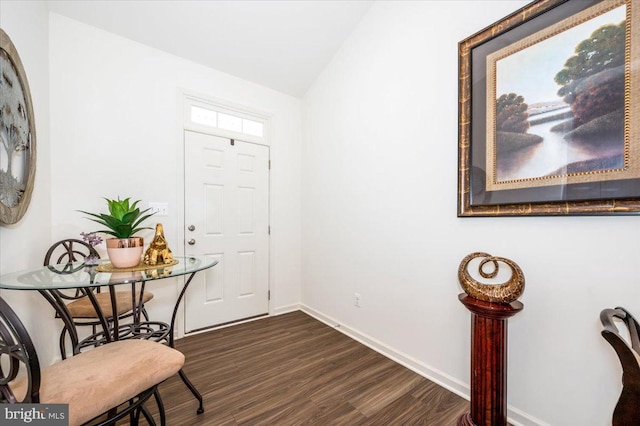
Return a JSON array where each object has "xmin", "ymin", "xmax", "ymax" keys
[
  {"xmin": 11, "ymin": 340, "xmax": 184, "ymax": 426},
  {"xmin": 66, "ymin": 290, "xmax": 154, "ymax": 319}
]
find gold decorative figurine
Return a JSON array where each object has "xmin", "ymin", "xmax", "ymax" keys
[{"xmin": 143, "ymin": 223, "xmax": 174, "ymax": 265}]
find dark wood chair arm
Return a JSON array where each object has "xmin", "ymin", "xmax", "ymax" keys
[{"xmin": 600, "ymin": 307, "xmax": 640, "ymax": 426}]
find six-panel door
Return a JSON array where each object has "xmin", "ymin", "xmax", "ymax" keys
[{"xmin": 184, "ymin": 130, "xmax": 269, "ymax": 332}]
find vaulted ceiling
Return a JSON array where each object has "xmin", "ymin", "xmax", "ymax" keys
[{"xmin": 47, "ymin": 0, "xmax": 373, "ymax": 97}]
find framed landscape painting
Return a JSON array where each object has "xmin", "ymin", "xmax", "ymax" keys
[{"xmin": 458, "ymin": 0, "xmax": 640, "ymax": 216}]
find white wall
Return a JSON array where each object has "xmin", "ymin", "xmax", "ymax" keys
[
  {"xmin": 302, "ymin": 1, "xmax": 638, "ymax": 425},
  {"xmin": 48, "ymin": 14, "xmax": 301, "ymax": 329},
  {"xmin": 3, "ymin": 2, "xmax": 636, "ymax": 424},
  {"xmin": 0, "ymin": 1, "xmax": 55, "ymax": 363}
]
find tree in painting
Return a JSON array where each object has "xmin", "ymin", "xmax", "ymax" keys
[
  {"xmin": 554, "ymin": 21, "xmax": 625, "ymax": 134},
  {"xmin": 496, "ymin": 93, "xmax": 542, "ymax": 154},
  {"xmin": 496, "ymin": 93, "xmax": 530, "ymax": 133}
]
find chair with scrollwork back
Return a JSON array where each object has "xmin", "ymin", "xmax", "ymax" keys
[
  {"xmin": 0, "ymin": 295, "xmax": 184, "ymax": 425},
  {"xmin": 600, "ymin": 307, "xmax": 640, "ymax": 426},
  {"xmin": 43, "ymin": 239, "xmax": 154, "ymax": 359}
]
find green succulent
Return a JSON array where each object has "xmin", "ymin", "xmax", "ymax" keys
[{"xmin": 79, "ymin": 197, "xmax": 156, "ymax": 239}]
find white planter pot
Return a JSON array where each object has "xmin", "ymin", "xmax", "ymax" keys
[{"xmin": 106, "ymin": 237, "xmax": 144, "ymax": 268}]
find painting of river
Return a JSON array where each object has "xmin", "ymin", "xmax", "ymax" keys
[
  {"xmin": 492, "ymin": 4, "xmax": 626, "ymax": 186},
  {"xmin": 497, "ymin": 103, "xmax": 624, "ymax": 181}
]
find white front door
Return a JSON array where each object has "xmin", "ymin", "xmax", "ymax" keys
[{"xmin": 183, "ymin": 130, "xmax": 269, "ymax": 332}]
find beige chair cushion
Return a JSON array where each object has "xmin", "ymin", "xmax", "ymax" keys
[
  {"xmin": 11, "ymin": 340, "xmax": 184, "ymax": 426},
  {"xmin": 66, "ymin": 290, "xmax": 154, "ymax": 319}
]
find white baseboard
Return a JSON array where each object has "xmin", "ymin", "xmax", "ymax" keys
[
  {"xmin": 299, "ymin": 304, "xmax": 548, "ymax": 426},
  {"xmin": 180, "ymin": 304, "xmax": 301, "ymax": 337},
  {"xmin": 272, "ymin": 303, "xmax": 301, "ymax": 316}
]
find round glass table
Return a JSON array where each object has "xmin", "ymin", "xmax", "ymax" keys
[{"xmin": 0, "ymin": 255, "xmax": 218, "ymax": 414}]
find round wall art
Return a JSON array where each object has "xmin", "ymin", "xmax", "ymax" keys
[{"xmin": 0, "ymin": 28, "xmax": 36, "ymax": 225}]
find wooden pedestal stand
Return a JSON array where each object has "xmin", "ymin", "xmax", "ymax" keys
[{"xmin": 457, "ymin": 293, "xmax": 523, "ymax": 426}]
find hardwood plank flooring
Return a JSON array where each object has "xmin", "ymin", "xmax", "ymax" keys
[{"xmin": 151, "ymin": 311, "xmax": 468, "ymax": 425}]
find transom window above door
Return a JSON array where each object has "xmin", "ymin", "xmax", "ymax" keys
[{"xmin": 185, "ymin": 95, "xmax": 269, "ymax": 144}]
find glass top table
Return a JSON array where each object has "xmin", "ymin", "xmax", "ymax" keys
[
  {"xmin": 0, "ymin": 255, "xmax": 217, "ymax": 290},
  {"xmin": 0, "ymin": 255, "xmax": 217, "ymax": 415}
]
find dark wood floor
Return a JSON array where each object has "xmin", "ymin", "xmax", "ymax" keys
[{"xmin": 154, "ymin": 311, "xmax": 468, "ymax": 425}]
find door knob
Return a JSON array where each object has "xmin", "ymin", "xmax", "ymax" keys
[
  {"xmin": 188, "ymin": 225, "xmax": 195, "ymax": 231},
  {"xmin": 188, "ymin": 238, "xmax": 196, "ymax": 245}
]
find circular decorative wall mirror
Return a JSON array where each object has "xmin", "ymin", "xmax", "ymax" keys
[{"xmin": 0, "ymin": 28, "xmax": 37, "ymax": 225}]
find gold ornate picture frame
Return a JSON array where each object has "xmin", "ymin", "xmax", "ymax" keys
[
  {"xmin": 458, "ymin": 0, "xmax": 640, "ymax": 216},
  {"xmin": 0, "ymin": 28, "xmax": 37, "ymax": 224}
]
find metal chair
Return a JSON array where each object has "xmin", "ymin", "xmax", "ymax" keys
[
  {"xmin": 0, "ymin": 295, "xmax": 184, "ymax": 425},
  {"xmin": 600, "ymin": 307, "xmax": 640, "ymax": 425},
  {"xmin": 44, "ymin": 239, "xmax": 154, "ymax": 358}
]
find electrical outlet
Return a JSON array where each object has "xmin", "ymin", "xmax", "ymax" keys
[
  {"xmin": 354, "ymin": 292, "xmax": 361, "ymax": 308},
  {"xmin": 148, "ymin": 202, "xmax": 169, "ymax": 217}
]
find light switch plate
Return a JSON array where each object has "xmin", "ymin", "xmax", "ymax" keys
[{"xmin": 148, "ymin": 202, "xmax": 169, "ymax": 216}]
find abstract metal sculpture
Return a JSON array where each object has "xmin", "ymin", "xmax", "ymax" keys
[{"xmin": 458, "ymin": 252, "xmax": 525, "ymax": 303}]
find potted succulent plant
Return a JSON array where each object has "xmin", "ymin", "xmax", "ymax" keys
[{"xmin": 79, "ymin": 197, "xmax": 156, "ymax": 268}]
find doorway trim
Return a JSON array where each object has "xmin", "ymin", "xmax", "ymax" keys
[{"xmin": 176, "ymin": 89, "xmax": 273, "ymax": 339}]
